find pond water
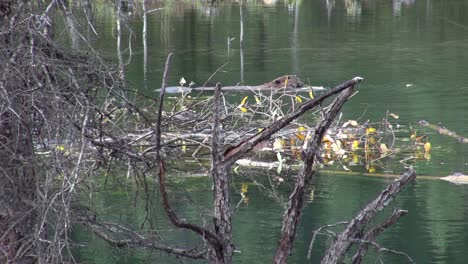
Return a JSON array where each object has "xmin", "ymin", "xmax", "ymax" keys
[{"xmin": 72, "ymin": 0, "xmax": 468, "ymax": 263}]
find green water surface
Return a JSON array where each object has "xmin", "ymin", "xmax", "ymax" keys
[{"xmin": 72, "ymin": 0, "xmax": 468, "ymax": 263}]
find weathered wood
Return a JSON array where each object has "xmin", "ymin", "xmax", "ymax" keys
[
  {"xmin": 352, "ymin": 209, "xmax": 408, "ymax": 264},
  {"xmin": 155, "ymin": 54, "xmax": 222, "ymax": 260},
  {"xmin": 155, "ymin": 53, "xmax": 173, "ymax": 155},
  {"xmin": 224, "ymin": 77, "xmax": 363, "ymax": 164},
  {"xmin": 273, "ymin": 81, "xmax": 357, "ymax": 264},
  {"xmin": 210, "ymin": 83, "xmax": 234, "ymax": 263},
  {"xmin": 159, "ymin": 75, "xmax": 326, "ymax": 93},
  {"xmin": 419, "ymin": 119, "xmax": 468, "ymax": 143},
  {"xmin": 321, "ymin": 168, "xmax": 416, "ymax": 264}
]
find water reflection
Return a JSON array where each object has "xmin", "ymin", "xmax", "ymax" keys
[
  {"xmin": 345, "ymin": 0, "xmax": 361, "ymax": 17},
  {"xmin": 393, "ymin": 0, "xmax": 416, "ymax": 16},
  {"xmin": 78, "ymin": 0, "xmax": 468, "ymax": 263}
]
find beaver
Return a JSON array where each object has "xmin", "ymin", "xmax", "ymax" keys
[{"xmin": 262, "ymin": 75, "xmax": 304, "ymax": 89}]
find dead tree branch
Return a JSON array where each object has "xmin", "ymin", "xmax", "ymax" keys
[
  {"xmin": 352, "ymin": 209, "xmax": 408, "ymax": 264},
  {"xmin": 321, "ymin": 167, "xmax": 416, "ymax": 264},
  {"xmin": 307, "ymin": 221, "xmax": 349, "ymax": 259},
  {"xmin": 224, "ymin": 77, "xmax": 363, "ymax": 164},
  {"xmin": 274, "ymin": 80, "xmax": 358, "ymax": 264},
  {"xmin": 155, "ymin": 54, "xmax": 222, "ymax": 261},
  {"xmin": 210, "ymin": 82, "xmax": 234, "ymax": 263}
]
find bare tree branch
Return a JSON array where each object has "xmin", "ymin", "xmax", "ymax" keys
[
  {"xmin": 274, "ymin": 81, "xmax": 357, "ymax": 264},
  {"xmin": 321, "ymin": 167, "xmax": 416, "ymax": 264},
  {"xmin": 223, "ymin": 77, "xmax": 363, "ymax": 165},
  {"xmin": 352, "ymin": 209, "xmax": 408, "ymax": 264}
]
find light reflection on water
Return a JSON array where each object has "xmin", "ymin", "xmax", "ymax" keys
[{"xmin": 74, "ymin": 0, "xmax": 468, "ymax": 263}]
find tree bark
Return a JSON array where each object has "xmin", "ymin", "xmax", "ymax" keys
[
  {"xmin": 210, "ymin": 83, "xmax": 234, "ymax": 263},
  {"xmin": 321, "ymin": 167, "xmax": 416, "ymax": 264},
  {"xmin": 273, "ymin": 82, "xmax": 357, "ymax": 264}
]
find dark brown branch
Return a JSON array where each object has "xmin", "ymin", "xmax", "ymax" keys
[
  {"xmin": 154, "ymin": 54, "xmax": 223, "ymax": 257},
  {"xmin": 321, "ymin": 167, "xmax": 416, "ymax": 264},
  {"xmin": 155, "ymin": 53, "xmax": 173, "ymax": 158},
  {"xmin": 352, "ymin": 209, "xmax": 408, "ymax": 264},
  {"xmin": 211, "ymin": 83, "xmax": 223, "ymax": 165},
  {"xmin": 210, "ymin": 82, "xmax": 234, "ymax": 263},
  {"xmin": 79, "ymin": 218, "xmax": 207, "ymax": 259},
  {"xmin": 223, "ymin": 77, "xmax": 363, "ymax": 165},
  {"xmin": 274, "ymin": 83, "xmax": 356, "ymax": 264},
  {"xmin": 157, "ymin": 161, "xmax": 222, "ymax": 248},
  {"xmin": 350, "ymin": 238, "xmax": 415, "ymax": 264}
]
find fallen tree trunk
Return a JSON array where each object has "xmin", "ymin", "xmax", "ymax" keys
[
  {"xmin": 321, "ymin": 167, "xmax": 416, "ymax": 264},
  {"xmin": 158, "ymin": 75, "xmax": 325, "ymax": 94}
]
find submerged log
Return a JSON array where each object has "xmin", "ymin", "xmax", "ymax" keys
[
  {"xmin": 158, "ymin": 75, "xmax": 326, "ymax": 93},
  {"xmin": 419, "ymin": 120, "xmax": 468, "ymax": 143}
]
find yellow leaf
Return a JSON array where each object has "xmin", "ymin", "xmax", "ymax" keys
[
  {"xmin": 298, "ymin": 126, "xmax": 306, "ymax": 132},
  {"xmin": 366, "ymin": 127, "xmax": 376, "ymax": 134},
  {"xmin": 424, "ymin": 142, "xmax": 431, "ymax": 153},
  {"xmin": 295, "ymin": 96, "xmax": 303, "ymax": 103},
  {"xmin": 350, "ymin": 120, "xmax": 358, "ymax": 126},
  {"xmin": 254, "ymin": 96, "xmax": 261, "ymax": 104},
  {"xmin": 352, "ymin": 140, "xmax": 359, "ymax": 150},
  {"xmin": 389, "ymin": 113, "xmax": 399, "ymax": 119},
  {"xmin": 241, "ymin": 183, "xmax": 248, "ymax": 193},
  {"xmin": 368, "ymin": 166, "xmax": 376, "ymax": 173},
  {"xmin": 380, "ymin": 143, "xmax": 389, "ymax": 154},
  {"xmin": 56, "ymin": 145, "xmax": 65, "ymax": 151},
  {"xmin": 239, "ymin": 106, "xmax": 248, "ymax": 113},
  {"xmin": 284, "ymin": 77, "xmax": 289, "ymax": 88},
  {"xmin": 309, "ymin": 90, "xmax": 314, "ymax": 99},
  {"xmin": 181, "ymin": 141, "xmax": 187, "ymax": 152},
  {"xmin": 296, "ymin": 133, "xmax": 305, "ymax": 141},
  {"xmin": 240, "ymin": 96, "xmax": 249, "ymax": 106}
]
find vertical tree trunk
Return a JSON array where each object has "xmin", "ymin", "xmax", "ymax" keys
[
  {"xmin": 210, "ymin": 83, "xmax": 234, "ymax": 263},
  {"xmin": 210, "ymin": 165, "xmax": 234, "ymax": 263}
]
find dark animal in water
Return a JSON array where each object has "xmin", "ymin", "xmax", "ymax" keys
[{"xmin": 159, "ymin": 75, "xmax": 324, "ymax": 93}]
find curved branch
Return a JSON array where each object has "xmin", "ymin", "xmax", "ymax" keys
[
  {"xmin": 157, "ymin": 160, "xmax": 222, "ymax": 249},
  {"xmin": 321, "ymin": 167, "xmax": 416, "ymax": 264}
]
